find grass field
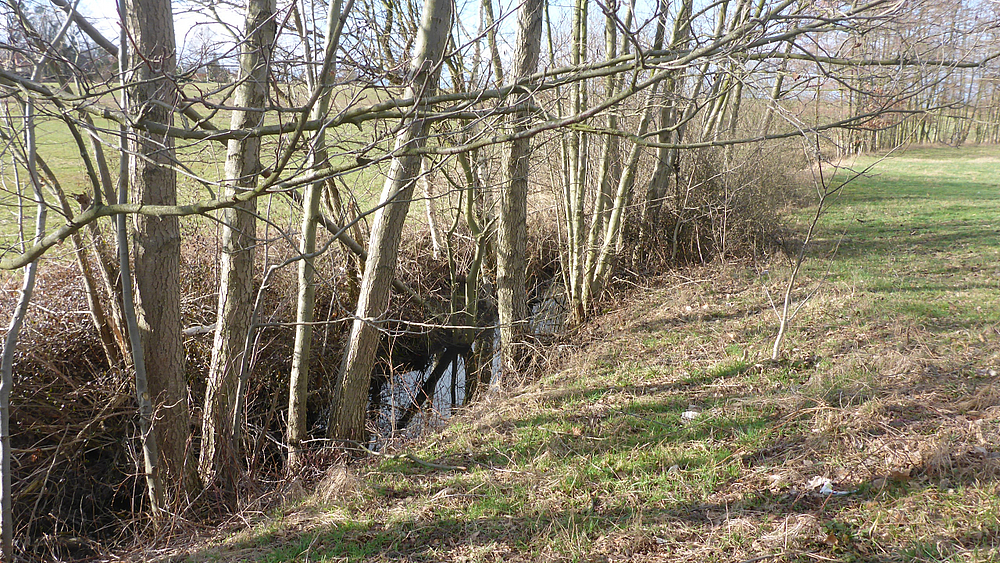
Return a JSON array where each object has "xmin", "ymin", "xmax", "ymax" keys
[
  {"xmin": 0, "ymin": 87, "xmax": 399, "ymax": 254},
  {"xmin": 129, "ymin": 145, "xmax": 1000, "ymax": 562}
]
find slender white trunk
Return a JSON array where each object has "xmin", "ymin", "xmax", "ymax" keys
[
  {"xmin": 421, "ymin": 158, "xmax": 443, "ymax": 260},
  {"xmin": 0, "ymin": 95, "xmax": 46, "ymax": 561}
]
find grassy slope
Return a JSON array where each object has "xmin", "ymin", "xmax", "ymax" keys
[{"xmin": 151, "ymin": 146, "xmax": 1000, "ymax": 562}]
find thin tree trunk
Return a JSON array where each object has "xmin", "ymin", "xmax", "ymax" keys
[
  {"xmin": 497, "ymin": 0, "xmax": 544, "ymax": 377},
  {"xmin": 0, "ymin": 94, "xmax": 47, "ymax": 562},
  {"xmin": 118, "ymin": 140, "xmax": 166, "ymax": 517},
  {"xmin": 330, "ymin": 0, "xmax": 453, "ymax": 444},
  {"xmin": 124, "ymin": 0, "xmax": 200, "ymax": 502},
  {"xmin": 288, "ymin": 0, "xmax": 351, "ymax": 470},
  {"xmin": 79, "ymin": 118, "xmax": 129, "ymax": 363},
  {"xmin": 641, "ymin": 0, "xmax": 693, "ymax": 245},
  {"xmin": 482, "ymin": 0, "xmax": 504, "ymax": 86},
  {"xmin": 589, "ymin": 72, "xmax": 668, "ymax": 298},
  {"xmin": 581, "ymin": 0, "xmax": 629, "ymax": 307},
  {"xmin": 17, "ymin": 148, "xmax": 124, "ymax": 368},
  {"xmin": 566, "ymin": 0, "xmax": 589, "ymax": 320},
  {"xmin": 455, "ymin": 150, "xmax": 490, "ymax": 401},
  {"xmin": 201, "ymin": 0, "xmax": 276, "ymax": 489},
  {"xmin": 420, "ymin": 158, "xmax": 443, "ymax": 260},
  {"xmin": 55, "ymin": 181, "xmax": 121, "ymax": 367}
]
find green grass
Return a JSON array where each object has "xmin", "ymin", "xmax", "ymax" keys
[
  {"xmin": 805, "ymin": 146, "xmax": 1000, "ymax": 330},
  {"xmin": 150, "ymin": 145, "xmax": 1000, "ymax": 562},
  {"xmin": 0, "ymin": 85, "xmax": 405, "ymax": 256}
]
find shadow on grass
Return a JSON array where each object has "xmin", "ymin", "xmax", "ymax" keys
[
  {"xmin": 180, "ymin": 458, "xmax": 1000, "ymax": 562},
  {"xmin": 810, "ymin": 222, "xmax": 999, "ymax": 261},
  {"xmin": 170, "ymin": 362, "xmax": 1000, "ymax": 562}
]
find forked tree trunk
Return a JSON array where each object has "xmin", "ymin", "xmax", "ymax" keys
[
  {"xmin": 329, "ymin": 0, "xmax": 454, "ymax": 444},
  {"xmin": 123, "ymin": 0, "xmax": 200, "ymax": 502},
  {"xmin": 640, "ymin": 0, "xmax": 693, "ymax": 246},
  {"xmin": 581, "ymin": 0, "xmax": 630, "ymax": 307},
  {"xmin": 201, "ymin": 0, "xmax": 276, "ymax": 488},
  {"xmin": 496, "ymin": 0, "xmax": 544, "ymax": 377}
]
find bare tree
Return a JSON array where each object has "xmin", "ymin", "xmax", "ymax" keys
[
  {"xmin": 0, "ymin": 0, "xmax": 991, "ymax": 552},
  {"xmin": 496, "ymin": 0, "xmax": 544, "ymax": 377},
  {"xmin": 200, "ymin": 0, "xmax": 277, "ymax": 489},
  {"xmin": 287, "ymin": 0, "xmax": 353, "ymax": 471},
  {"xmin": 122, "ymin": 0, "xmax": 200, "ymax": 502},
  {"xmin": 329, "ymin": 0, "xmax": 454, "ymax": 444}
]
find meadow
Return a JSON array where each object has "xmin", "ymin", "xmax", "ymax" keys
[
  {"xmin": 140, "ymin": 145, "xmax": 1000, "ymax": 562},
  {"xmin": 0, "ymin": 84, "xmax": 398, "ymax": 253}
]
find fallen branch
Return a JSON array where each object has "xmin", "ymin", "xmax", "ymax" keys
[{"xmin": 338, "ymin": 439, "xmax": 470, "ymax": 471}]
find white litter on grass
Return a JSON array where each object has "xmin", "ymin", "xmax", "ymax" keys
[
  {"xmin": 806, "ymin": 476, "xmax": 854, "ymax": 496},
  {"xmin": 680, "ymin": 410, "xmax": 700, "ymax": 422}
]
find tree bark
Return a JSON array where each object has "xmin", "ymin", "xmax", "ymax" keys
[
  {"xmin": 115, "ymin": 6, "xmax": 165, "ymax": 517},
  {"xmin": 123, "ymin": 0, "xmax": 200, "ymax": 502},
  {"xmin": 201, "ymin": 0, "xmax": 276, "ymax": 489},
  {"xmin": 287, "ymin": 0, "xmax": 352, "ymax": 471},
  {"xmin": 330, "ymin": 0, "xmax": 453, "ymax": 444},
  {"xmin": 565, "ymin": 0, "xmax": 589, "ymax": 320},
  {"xmin": 496, "ymin": 0, "xmax": 544, "ymax": 377}
]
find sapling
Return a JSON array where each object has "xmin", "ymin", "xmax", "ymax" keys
[{"xmin": 769, "ymin": 137, "xmax": 890, "ymax": 360}]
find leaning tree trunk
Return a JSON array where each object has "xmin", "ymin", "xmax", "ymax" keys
[
  {"xmin": 329, "ymin": 0, "xmax": 454, "ymax": 444},
  {"xmin": 496, "ymin": 0, "xmax": 544, "ymax": 377},
  {"xmin": 200, "ymin": 0, "xmax": 276, "ymax": 489},
  {"xmin": 123, "ymin": 0, "xmax": 200, "ymax": 503}
]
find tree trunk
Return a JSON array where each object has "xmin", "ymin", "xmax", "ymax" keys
[
  {"xmin": 287, "ymin": 0, "xmax": 351, "ymax": 471},
  {"xmin": 0, "ymin": 94, "xmax": 47, "ymax": 562},
  {"xmin": 640, "ymin": 0, "xmax": 692, "ymax": 245},
  {"xmin": 330, "ymin": 0, "xmax": 453, "ymax": 444},
  {"xmin": 497, "ymin": 0, "xmax": 544, "ymax": 378},
  {"xmin": 421, "ymin": 158, "xmax": 443, "ymax": 260},
  {"xmin": 115, "ymin": 8, "xmax": 165, "ymax": 517},
  {"xmin": 201, "ymin": 0, "xmax": 276, "ymax": 489},
  {"xmin": 124, "ymin": 0, "xmax": 200, "ymax": 502},
  {"xmin": 565, "ymin": 0, "xmax": 589, "ymax": 320},
  {"xmin": 581, "ymin": 0, "xmax": 629, "ymax": 308}
]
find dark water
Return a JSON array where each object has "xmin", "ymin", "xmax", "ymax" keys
[{"xmin": 371, "ymin": 283, "xmax": 568, "ymax": 445}]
